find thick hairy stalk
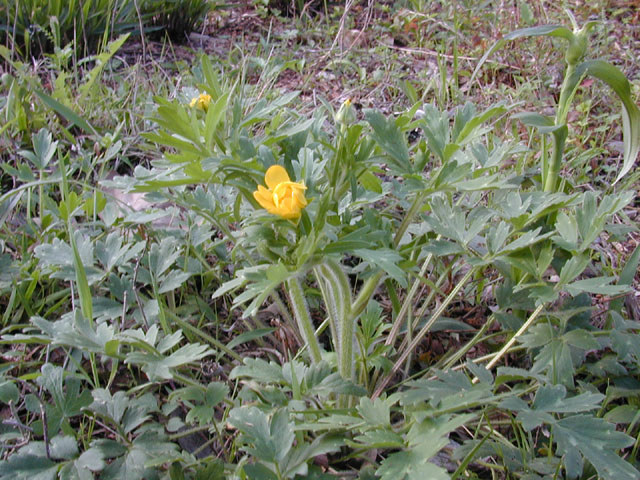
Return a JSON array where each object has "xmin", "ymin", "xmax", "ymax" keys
[
  {"xmin": 314, "ymin": 266, "xmax": 341, "ymax": 355},
  {"xmin": 544, "ymin": 63, "xmax": 576, "ymax": 193},
  {"xmin": 287, "ymin": 276, "xmax": 323, "ymax": 364},
  {"xmin": 316, "ymin": 260, "xmax": 354, "ymax": 380},
  {"xmin": 543, "ymin": 127, "xmax": 568, "ymax": 193}
]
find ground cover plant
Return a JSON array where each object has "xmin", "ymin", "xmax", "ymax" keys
[{"xmin": 1, "ymin": 1, "xmax": 639, "ymax": 478}]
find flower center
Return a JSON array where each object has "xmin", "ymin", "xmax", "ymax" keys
[{"xmin": 273, "ymin": 183, "xmax": 294, "ymax": 207}]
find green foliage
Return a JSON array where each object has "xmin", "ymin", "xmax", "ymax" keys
[{"xmin": 501, "ymin": 385, "xmax": 637, "ymax": 479}]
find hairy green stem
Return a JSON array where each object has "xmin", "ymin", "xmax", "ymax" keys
[
  {"xmin": 315, "ymin": 260, "xmax": 354, "ymax": 380},
  {"xmin": 334, "ymin": 271, "xmax": 354, "ymax": 382},
  {"xmin": 314, "ymin": 267, "xmax": 341, "ymax": 354},
  {"xmin": 287, "ymin": 277, "xmax": 323, "ymax": 364}
]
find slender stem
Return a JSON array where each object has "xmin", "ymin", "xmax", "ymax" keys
[
  {"xmin": 440, "ymin": 314, "xmax": 496, "ymax": 370},
  {"xmin": 399, "ymin": 262, "xmax": 453, "ymax": 353},
  {"xmin": 394, "ymin": 192, "xmax": 426, "ymax": 249},
  {"xmin": 386, "ymin": 250, "xmax": 435, "ymax": 347},
  {"xmin": 166, "ymin": 309, "xmax": 243, "ymax": 362},
  {"xmin": 89, "ymin": 352, "xmax": 101, "ymax": 389},
  {"xmin": 369, "ymin": 258, "xmax": 450, "ymax": 392},
  {"xmin": 373, "ymin": 266, "xmax": 476, "ymax": 398},
  {"xmin": 545, "ymin": 63, "xmax": 576, "ymax": 193},
  {"xmin": 287, "ymin": 277, "xmax": 323, "ymax": 364},
  {"xmin": 38, "ymin": 170, "xmax": 44, "ymax": 220},
  {"xmin": 555, "ymin": 63, "xmax": 576, "ymax": 126},
  {"xmin": 351, "ymin": 271, "xmax": 384, "ymax": 320},
  {"xmin": 387, "ymin": 194, "xmax": 466, "ymax": 349},
  {"xmin": 172, "ymin": 372, "xmax": 203, "ymax": 388},
  {"xmin": 271, "ymin": 291, "xmax": 294, "ymax": 326},
  {"xmin": 444, "ymin": 345, "xmax": 527, "ymax": 373},
  {"xmin": 482, "ymin": 303, "xmax": 545, "ymax": 372}
]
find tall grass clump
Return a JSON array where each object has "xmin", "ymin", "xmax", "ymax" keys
[{"xmin": 0, "ymin": 0, "xmax": 138, "ymax": 57}]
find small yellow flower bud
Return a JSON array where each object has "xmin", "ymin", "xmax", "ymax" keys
[{"xmin": 190, "ymin": 93, "xmax": 212, "ymax": 111}]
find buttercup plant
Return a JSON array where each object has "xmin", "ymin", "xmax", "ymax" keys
[{"xmin": 103, "ymin": 29, "xmax": 639, "ymax": 473}]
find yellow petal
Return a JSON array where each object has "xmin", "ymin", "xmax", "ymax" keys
[
  {"xmin": 277, "ymin": 197, "xmax": 300, "ymax": 219},
  {"xmin": 264, "ymin": 165, "xmax": 291, "ymax": 190},
  {"xmin": 253, "ymin": 186, "xmax": 275, "ymax": 210},
  {"xmin": 200, "ymin": 94, "xmax": 211, "ymax": 110},
  {"xmin": 265, "ymin": 204, "xmax": 280, "ymax": 216},
  {"xmin": 292, "ymin": 186, "xmax": 307, "ymax": 207}
]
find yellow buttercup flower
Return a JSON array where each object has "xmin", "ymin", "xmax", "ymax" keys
[
  {"xmin": 190, "ymin": 93, "xmax": 212, "ymax": 111},
  {"xmin": 253, "ymin": 165, "xmax": 308, "ymax": 220}
]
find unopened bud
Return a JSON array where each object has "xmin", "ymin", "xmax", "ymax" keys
[
  {"xmin": 565, "ymin": 27, "xmax": 589, "ymax": 65},
  {"xmin": 335, "ymin": 98, "xmax": 355, "ymax": 126}
]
